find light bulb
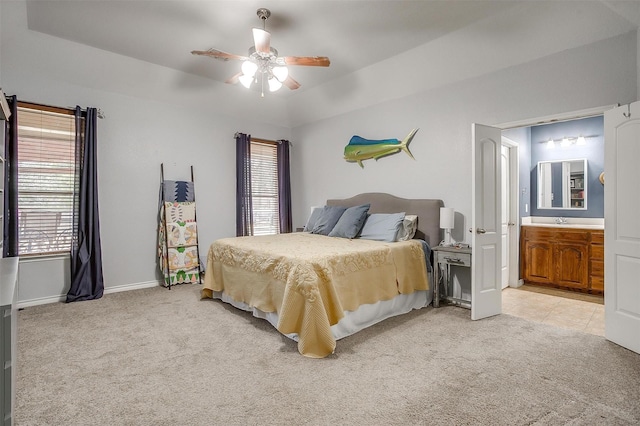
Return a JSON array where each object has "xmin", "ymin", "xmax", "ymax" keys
[
  {"xmin": 239, "ymin": 74, "xmax": 253, "ymax": 89},
  {"xmin": 241, "ymin": 60, "xmax": 258, "ymax": 78},
  {"xmin": 547, "ymin": 139, "xmax": 554, "ymax": 148},
  {"xmin": 272, "ymin": 66, "xmax": 288, "ymax": 82},
  {"xmin": 268, "ymin": 77, "xmax": 282, "ymax": 92},
  {"xmin": 561, "ymin": 137, "xmax": 570, "ymax": 147},
  {"xmin": 576, "ymin": 136, "xmax": 586, "ymax": 146}
]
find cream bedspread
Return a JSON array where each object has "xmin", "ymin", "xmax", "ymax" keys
[{"xmin": 201, "ymin": 233, "xmax": 429, "ymax": 358}]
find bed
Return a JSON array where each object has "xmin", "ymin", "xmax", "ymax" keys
[{"xmin": 201, "ymin": 193, "xmax": 444, "ymax": 357}]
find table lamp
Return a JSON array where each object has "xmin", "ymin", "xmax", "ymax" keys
[{"xmin": 439, "ymin": 207, "xmax": 455, "ymax": 246}]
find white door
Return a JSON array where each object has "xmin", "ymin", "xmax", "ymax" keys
[
  {"xmin": 501, "ymin": 145, "xmax": 510, "ymax": 289},
  {"xmin": 604, "ymin": 102, "xmax": 640, "ymax": 354},
  {"xmin": 471, "ymin": 123, "xmax": 502, "ymax": 320}
]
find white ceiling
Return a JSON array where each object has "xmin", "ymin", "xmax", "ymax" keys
[{"xmin": 23, "ymin": 1, "xmax": 640, "ymax": 98}]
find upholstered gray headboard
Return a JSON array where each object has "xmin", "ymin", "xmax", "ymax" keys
[{"xmin": 326, "ymin": 193, "xmax": 444, "ymax": 248}]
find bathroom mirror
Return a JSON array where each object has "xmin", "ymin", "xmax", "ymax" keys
[{"xmin": 537, "ymin": 159, "xmax": 587, "ymax": 209}]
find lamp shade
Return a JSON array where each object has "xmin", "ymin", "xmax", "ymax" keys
[{"xmin": 439, "ymin": 207, "xmax": 455, "ymax": 229}]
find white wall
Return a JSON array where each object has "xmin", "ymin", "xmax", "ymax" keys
[
  {"xmin": 1, "ymin": 2, "xmax": 291, "ymax": 304},
  {"xmin": 286, "ymin": 1, "xmax": 636, "ymax": 128},
  {"xmin": 291, "ymin": 32, "xmax": 637, "ymax": 245}
]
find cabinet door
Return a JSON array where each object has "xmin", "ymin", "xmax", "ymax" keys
[
  {"xmin": 523, "ymin": 240, "xmax": 554, "ymax": 284},
  {"xmin": 555, "ymin": 242, "xmax": 589, "ymax": 289}
]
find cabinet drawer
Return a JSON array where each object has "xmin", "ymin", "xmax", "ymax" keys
[
  {"xmin": 591, "ymin": 260, "xmax": 604, "ymax": 278},
  {"xmin": 554, "ymin": 230, "xmax": 589, "ymax": 243},
  {"xmin": 591, "ymin": 275, "xmax": 604, "ymax": 291},
  {"xmin": 522, "ymin": 227, "xmax": 589, "ymax": 242},
  {"xmin": 591, "ymin": 231, "xmax": 604, "ymax": 244},
  {"xmin": 591, "ymin": 244, "xmax": 604, "ymax": 260},
  {"xmin": 439, "ymin": 253, "xmax": 471, "ymax": 267},
  {"xmin": 522, "ymin": 227, "xmax": 556, "ymax": 240}
]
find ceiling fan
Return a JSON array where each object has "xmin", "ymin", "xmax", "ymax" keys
[{"xmin": 191, "ymin": 8, "xmax": 330, "ymax": 96}]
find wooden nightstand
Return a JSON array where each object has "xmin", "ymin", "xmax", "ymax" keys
[{"xmin": 432, "ymin": 245, "xmax": 472, "ymax": 308}]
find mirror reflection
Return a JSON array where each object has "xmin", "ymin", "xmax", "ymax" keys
[{"xmin": 538, "ymin": 159, "xmax": 587, "ymax": 209}]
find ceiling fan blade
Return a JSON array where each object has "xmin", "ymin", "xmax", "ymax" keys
[
  {"xmin": 225, "ymin": 72, "xmax": 243, "ymax": 85},
  {"xmin": 283, "ymin": 56, "xmax": 330, "ymax": 67},
  {"xmin": 282, "ymin": 76, "xmax": 301, "ymax": 90},
  {"xmin": 253, "ymin": 28, "xmax": 271, "ymax": 54},
  {"xmin": 191, "ymin": 49, "xmax": 247, "ymax": 62}
]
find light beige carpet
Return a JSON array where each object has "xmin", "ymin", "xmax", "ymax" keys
[{"xmin": 16, "ymin": 285, "xmax": 640, "ymax": 425}]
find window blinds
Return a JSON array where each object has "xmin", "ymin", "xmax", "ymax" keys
[
  {"xmin": 250, "ymin": 141, "xmax": 280, "ymax": 236},
  {"xmin": 17, "ymin": 106, "xmax": 76, "ymax": 255}
]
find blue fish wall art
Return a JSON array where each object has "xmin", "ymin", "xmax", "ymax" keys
[{"xmin": 344, "ymin": 129, "xmax": 418, "ymax": 168}]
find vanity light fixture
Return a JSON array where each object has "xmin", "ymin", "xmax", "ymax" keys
[{"xmin": 542, "ymin": 134, "xmax": 597, "ymax": 147}]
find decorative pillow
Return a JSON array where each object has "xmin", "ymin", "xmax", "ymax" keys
[
  {"xmin": 303, "ymin": 206, "xmax": 324, "ymax": 232},
  {"xmin": 328, "ymin": 204, "xmax": 371, "ymax": 239},
  {"xmin": 311, "ymin": 205, "xmax": 347, "ymax": 235},
  {"xmin": 397, "ymin": 215, "xmax": 418, "ymax": 241},
  {"xmin": 358, "ymin": 212, "xmax": 406, "ymax": 242}
]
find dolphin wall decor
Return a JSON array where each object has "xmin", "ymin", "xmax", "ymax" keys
[{"xmin": 343, "ymin": 129, "xmax": 418, "ymax": 168}]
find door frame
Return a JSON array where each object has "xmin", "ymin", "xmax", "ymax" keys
[
  {"xmin": 501, "ymin": 137, "xmax": 520, "ymax": 288},
  {"xmin": 493, "ymin": 105, "xmax": 614, "ymax": 285}
]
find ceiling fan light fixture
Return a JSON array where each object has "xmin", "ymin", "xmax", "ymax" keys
[
  {"xmin": 272, "ymin": 66, "xmax": 288, "ymax": 82},
  {"xmin": 239, "ymin": 74, "xmax": 254, "ymax": 88},
  {"xmin": 241, "ymin": 60, "xmax": 258, "ymax": 78},
  {"xmin": 268, "ymin": 77, "xmax": 283, "ymax": 92},
  {"xmin": 191, "ymin": 7, "xmax": 330, "ymax": 95}
]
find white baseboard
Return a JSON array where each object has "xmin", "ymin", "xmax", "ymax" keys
[
  {"xmin": 103, "ymin": 280, "xmax": 160, "ymax": 294},
  {"xmin": 17, "ymin": 295, "xmax": 67, "ymax": 309},
  {"xmin": 17, "ymin": 280, "xmax": 161, "ymax": 309},
  {"xmin": 509, "ymin": 279, "xmax": 525, "ymax": 289}
]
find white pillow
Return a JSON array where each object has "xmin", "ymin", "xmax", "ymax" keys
[{"xmin": 397, "ymin": 215, "xmax": 418, "ymax": 241}]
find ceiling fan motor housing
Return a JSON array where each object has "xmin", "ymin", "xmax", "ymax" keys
[{"xmin": 256, "ymin": 8, "xmax": 271, "ymax": 22}]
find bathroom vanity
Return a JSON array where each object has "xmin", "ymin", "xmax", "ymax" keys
[{"xmin": 520, "ymin": 220, "xmax": 604, "ymax": 294}]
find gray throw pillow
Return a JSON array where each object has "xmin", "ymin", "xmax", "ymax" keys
[
  {"xmin": 303, "ymin": 206, "xmax": 324, "ymax": 232},
  {"xmin": 328, "ymin": 204, "xmax": 371, "ymax": 239},
  {"xmin": 358, "ymin": 212, "xmax": 406, "ymax": 242},
  {"xmin": 311, "ymin": 206, "xmax": 347, "ymax": 236}
]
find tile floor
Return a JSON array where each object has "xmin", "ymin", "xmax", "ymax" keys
[{"xmin": 502, "ymin": 285, "xmax": 605, "ymax": 336}]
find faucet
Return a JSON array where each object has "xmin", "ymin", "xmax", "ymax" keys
[{"xmin": 555, "ymin": 217, "xmax": 568, "ymax": 224}]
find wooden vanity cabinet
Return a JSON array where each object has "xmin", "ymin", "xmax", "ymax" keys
[
  {"xmin": 590, "ymin": 230, "xmax": 605, "ymax": 291},
  {"xmin": 521, "ymin": 226, "xmax": 603, "ymax": 293}
]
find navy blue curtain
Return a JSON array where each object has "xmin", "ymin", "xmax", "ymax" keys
[
  {"xmin": 277, "ymin": 140, "xmax": 292, "ymax": 233},
  {"xmin": 236, "ymin": 133, "xmax": 253, "ymax": 237},
  {"xmin": 67, "ymin": 107, "xmax": 104, "ymax": 302},
  {"xmin": 3, "ymin": 96, "xmax": 18, "ymax": 257}
]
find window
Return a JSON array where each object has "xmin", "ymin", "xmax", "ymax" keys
[
  {"xmin": 250, "ymin": 140, "xmax": 279, "ymax": 235},
  {"xmin": 16, "ymin": 103, "xmax": 77, "ymax": 255}
]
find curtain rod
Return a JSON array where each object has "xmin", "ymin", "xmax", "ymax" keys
[
  {"xmin": 13, "ymin": 99, "xmax": 105, "ymax": 119},
  {"xmin": 234, "ymin": 133, "xmax": 290, "ymax": 145}
]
